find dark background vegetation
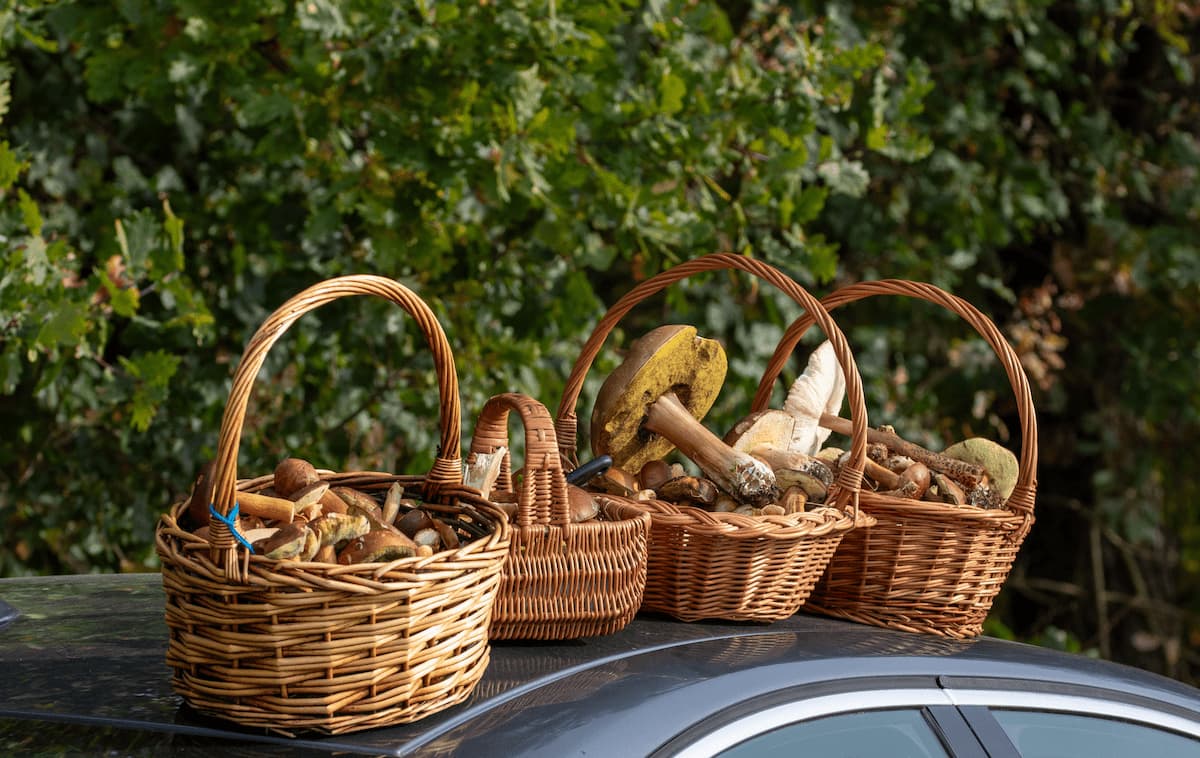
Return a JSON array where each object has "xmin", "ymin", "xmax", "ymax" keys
[{"xmin": 2, "ymin": 1, "xmax": 1197, "ymax": 684}]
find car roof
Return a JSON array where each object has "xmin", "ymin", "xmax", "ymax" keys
[{"xmin": 2, "ymin": 572, "xmax": 1198, "ymax": 756}]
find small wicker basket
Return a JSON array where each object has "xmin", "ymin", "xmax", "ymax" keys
[
  {"xmin": 753, "ymin": 279, "xmax": 1038, "ymax": 638},
  {"xmin": 155, "ymin": 275, "xmax": 512, "ymax": 735},
  {"xmin": 469, "ymin": 392, "xmax": 651, "ymax": 640},
  {"xmin": 555, "ymin": 253, "xmax": 874, "ymax": 623}
]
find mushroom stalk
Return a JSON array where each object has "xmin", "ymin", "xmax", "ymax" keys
[
  {"xmin": 645, "ymin": 392, "xmax": 778, "ymax": 506},
  {"xmin": 818, "ymin": 413, "xmax": 984, "ymax": 487}
]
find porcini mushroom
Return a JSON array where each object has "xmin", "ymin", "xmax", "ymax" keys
[
  {"xmin": 253, "ymin": 523, "xmax": 310, "ymax": 560},
  {"xmin": 273, "ymin": 458, "xmax": 320, "ymax": 498},
  {"xmin": 567, "ymin": 485, "xmax": 601, "ymax": 523},
  {"xmin": 590, "ymin": 325, "xmax": 727, "ymax": 473},
  {"xmin": 591, "ymin": 325, "xmax": 778, "ymax": 507},
  {"xmin": 656, "ymin": 476, "xmax": 719, "ymax": 507},
  {"xmin": 337, "ymin": 530, "xmax": 418, "ymax": 564}
]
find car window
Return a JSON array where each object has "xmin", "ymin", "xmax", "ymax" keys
[
  {"xmin": 991, "ymin": 709, "xmax": 1200, "ymax": 758},
  {"xmin": 716, "ymin": 708, "xmax": 949, "ymax": 758}
]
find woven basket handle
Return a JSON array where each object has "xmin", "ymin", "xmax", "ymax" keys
[
  {"xmin": 751, "ymin": 279, "xmax": 1038, "ymax": 528},
  {"xmin": 210, "ymin": 275, "xmax": 462, "ymax": 520},
  {"xmin": 469, "ymin": 393, "xmax": 572, "ymax": 528},
  {"xmin": 554, "ymin": 252, "xmax": 868, "ymax": 512}
]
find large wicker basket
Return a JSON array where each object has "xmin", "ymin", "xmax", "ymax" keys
[
  {"xmin": 753, "ymin": 279, "xmax": 1038, "ymax": 638},
  {"xmin": 155, "ymin": 275, "xmax": 512, "ymax": 735},
  {"xmin": 555, "ymin": 253, "xmax": 875, "ymax": 623},
  {"xmin": 469, "ymin": 392, "xmax": 651, "ymax": 640}
]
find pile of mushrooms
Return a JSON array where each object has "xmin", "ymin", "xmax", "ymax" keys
[
  {"xmin": 587, "ymin": 325, "xmax": 1017, "ymax": 514},
  {"xmin": 184, "ymin": 458, "xmax": 479, "ymax": 563}
]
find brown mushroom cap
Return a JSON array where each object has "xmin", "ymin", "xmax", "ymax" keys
[
  {"xmin": 590, "ymin": 325, "xmax": 727, "ymax": 474},
  {"xmin": 337, "ymin": 530, "xmax": 418, "ymax": 564},
  {"xmin": 567, "ymin": 485, "xmax": 601, "ymax": 523},
  {"xmin": 274, "ymin": 458, "xmax": 320, "ymax": 498}
]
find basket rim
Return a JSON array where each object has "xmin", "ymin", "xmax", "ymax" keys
[{"xmin": 159, "ymin": 471, "xmax": 513, "ymax": 582}]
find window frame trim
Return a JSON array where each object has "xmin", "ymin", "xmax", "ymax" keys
[
  {"xmin": 668, "ymin": 687, "xmax": 955, "ymax": 758},
  {"xmin": 947, "ymin": 688, "xmax": 1200, "ymax": 741}
]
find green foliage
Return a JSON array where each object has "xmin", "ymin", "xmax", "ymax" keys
[{"xmin": 0, "ymin": 0, "xmax": 1198, "ymax": 685}]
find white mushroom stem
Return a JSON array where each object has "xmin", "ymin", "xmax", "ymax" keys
[{"xmin": 644, "ymin": 392, "xmax": 778, "ymax": 507}]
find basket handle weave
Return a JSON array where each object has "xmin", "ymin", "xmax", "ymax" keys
[
  {"xmin": 751, "ymin": 279, "xmax": 1038, "ymax": 531},
  {"xmin": 210, "ymin": 275, "xmax": 462, "ymax": 529},
  {"xmin": 554, "ymin": 252, "xmax": 869, "ymax": 513},
  {"xmin": 469, "ymin": 393, "xmax": 573, "ymax": 529}
]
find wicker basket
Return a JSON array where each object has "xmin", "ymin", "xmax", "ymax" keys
[
  {"xmin": 555, "ymin": 253, "xmax": 875, "ymax": 623},
  {"xmin": 752, "ymin": 279, "xmax": 1038, "ymax": 638},
  {"xmin": 155, "ymin": 275, "xmax": 512, "ymax": 735},
  {"xmin": 469, "ymin": 392, "xmax": 651, "ymax": 640}
]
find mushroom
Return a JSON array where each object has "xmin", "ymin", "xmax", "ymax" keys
[
  {"xmin": 590, "ymin": 325, "xmax": 727, "ymax": 473},
  {"xmin": 590, "ymin": 325, "xmax": 777, "ymax": 507},
  {"xmin": 721, "ymin": 341, "xmax": 845, "ymax": 502},
  {"xmin": 741, "ymin": 445, "xmax": 833, "ymax": 503},
  {"xmin": 412, "ymin": 528, "xmax": 441, "ymax": 550},
  {"xmin": 780, "ymin": 485, "xmax": 808, "ymax": 513},
  {"xmin": 230, "ymin": 490, "xmax": 295, "ymax": 524},
  {"xmin": 274, "ymin": 458, "xmax": 320, "ymax": 498},
  {"xmin": 433, "ymin": 519, "xmax": 460, "ymax": 550},
  {"xmin": 637, "ymin": 460, "xmax": 672, "ymax": 492},
  {"xmin": 942, "ymin": 438, "xmax": 1019, "ymax": 500},
  {"xmin": 337, "ymin": 530, "xmax": 419, "ymax": 564},
  {"xmin": 381, "ymin": 482, "xmax": 405, "ymax": 525},
  {"xmin": 308, "ymin": 512, "xmax": 370, "ymax": 548},
  {"xmin": 967, "ymin": 484, "xmax": 1006, "ymax": 510},
  {"xmin": 463, "ymin": 446, "xmax": 507, "ymax": 499},
  {"xmin": 253, "ymin": 523, "xmax": 310, "ymax": 560},
  {"xmin": 590, "ymin": 467, "xmax": 639, "ymax": 497},
  {"xmin": 897, "ymin": 462, "xmax": 932, "ymax": 499},
  {"xmin": 290, "ymin": 481, "xmax": 330, "ymax": 510},
  {"xmin": 332, "ymin": 487, "xmax": 384, "ymax": 522},
  {"xmin": 861, "ymin": 458, "xmax": 901, "ymax": 490},
  {"xmin": 929, "ymin": 472, "xmax": 967, "ymax": 506},
  {"xmin": 877, "ymin": 462, "xmax": 932, "ymax": 500},
  {"xmin": 656, "ymin": 476, "xmax": 719, "ymax": 507},
  {"xmin": 396, "ymin": 508, "xmax": 437, "ymax": 537},
  {"xmin": 567, "ymin": 485, "xmax": 601, "ymax": 523},
  {"xmin": 781, "ymin": 340, "xmax": 847, "ymax": 456}
]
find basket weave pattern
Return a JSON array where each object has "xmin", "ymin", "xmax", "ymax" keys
[
  {"xmin": 556, "ymin": 253, "xmax": 874, "ymax": 623},
  {"xmin": 753, "ymin": 279, "xmax": 1038, "ymax": 638},
  {"xmin": 470, "ymin": 392, "xmax": 650, "ymax": 640},
  {"xmin": 155, "ymin": 276, "xmax": 511, "ymax": 734}
]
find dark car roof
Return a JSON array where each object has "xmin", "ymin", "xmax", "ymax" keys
[{"xmin": 1, "ymin": 573, "xmax": 1198, "ymax": 756}]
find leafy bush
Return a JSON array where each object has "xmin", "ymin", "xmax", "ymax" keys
[{"xmin": 1, "ymin": 0, "xmax": 1197, "ymax": 683}]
